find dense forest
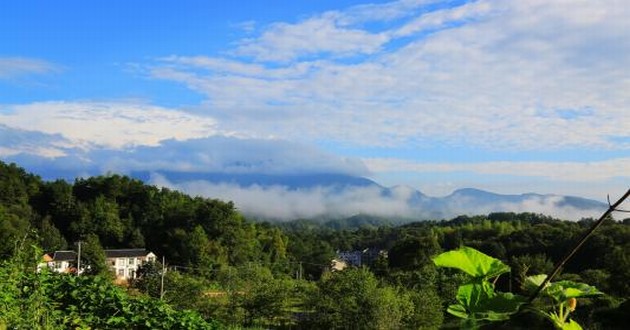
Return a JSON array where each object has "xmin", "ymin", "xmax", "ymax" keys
[{"xmin": 1, "ymin": 160, "xmax": 628, "ymax": 329}]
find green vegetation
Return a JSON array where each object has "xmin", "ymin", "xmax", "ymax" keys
[
  {"xmin": 0, "ymin": 238, "xmax": 220, "ymax": 329},
  {"xmin": 0, "ymin": 160, "xmax": 628, "ymax": 329},
  {"xmin": 433, "ymin": 246, "xmax": 603, "ymax": 329}
]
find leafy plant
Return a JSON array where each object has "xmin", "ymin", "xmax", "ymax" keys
[
  {"xmin": 433, "ymin": 246, "xmax": 603, "ymax": 329},
  {"xmin": 523, "ymin": 274, "xmax": 602, "ymax": 330},
  {"xmin": 433, "ymin": 246, "xmax": 525, "ymax": 328}
]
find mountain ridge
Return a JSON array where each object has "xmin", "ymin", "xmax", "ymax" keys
[{"xmin": 136, "ymin": 170, "xmax": 608, "ymax": 221}]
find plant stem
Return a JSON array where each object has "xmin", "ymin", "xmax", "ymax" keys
[{"xmin": 528, "ymin": 189, "xmax": 630, "ymax": 303}]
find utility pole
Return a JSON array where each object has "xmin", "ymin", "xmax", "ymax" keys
[
  {"xmin": 298, "ymin": 262, "xmax": 303, "ymax": 281},
  {"xmin": 76, "ymin": 241, "xmax": 82, "ymax": 276},
  {"xmin": 160, "ymin": 255, "xmax": 166, "ymax": 300}
]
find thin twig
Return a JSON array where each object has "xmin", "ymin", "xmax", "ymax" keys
[{"xmin": 527, "ymin": 189, "xmax": 630, "ymax": 303}]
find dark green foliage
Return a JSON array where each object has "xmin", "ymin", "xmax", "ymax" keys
[
  {"xmin": 0, "ymin": 205, "xmax": 31, "ymax": 256},
  {"xmin": 0, "ymin": 237, "xmax": 220, "ymax": 330},
  {"xmin": 0, "ymin": 161, "xmax": 290, "ymax": 276},
  {"xmin": 388, "ymin": 233, "xmax": 441, "ymax": 269},
  {"xmin": 307, "ymin": 267, "xmax": 406, "ymax": 329},
  {"xmin": 46, "ymin": 274, "xmax": 220, "ymax": 329},
  {"xmin": 220, "ymin": 265, "xmax": 294, "ymax": 327},
  {"xmin": 36, "ymin": 217, "xmax": 68, "ymax": 252},
  {"xmin": 1, "ymin": 161, "xmax": 629, "ymax": 329},
  {"xmin": 80, "ymin": 233, "xmax": 109, "ymax": 276},
  {"xmin": 0, "ymin": 238, "xmax": 61, "ymax": 330}
]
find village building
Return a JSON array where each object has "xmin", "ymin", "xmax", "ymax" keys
[
  {"xmin": 334, "ymin": 248, "xmax": 388, "ymax": 270},
  {"xmin": 106, "ymin": 249, "xmax": 157, "ymax": 280},
  {"xmin": 39, "ymin": 248, "xmax": 157, "ymax": 282}
]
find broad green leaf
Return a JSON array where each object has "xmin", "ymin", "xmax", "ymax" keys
[
  {"xmin": 479, "ymin": 292, "xmax": 527, "ymax": 315},
  {"xmin": 555, "ymin": 281, "xmax": 603, "ymax": 299},
  {"xmin": 447, "ymin": 303, "xmax": 469, "ymax": 319},
  {"xmin": 525, "ymin": 275, "xmax": 603, "ymax": 303},
  {"xmin": 460, "ymin": 318, "xmax": 482, "ymax": 330},
  {"xmin": 456, "ymin": 281, "xmax": 495, "ymax": 312},
  {"xmin": 473, "ymin": 310, "xmax": 513, "ymax": 322},
  {"xmin": 452, "ymin": 282, "xmax": 525, "ymax": 322},
  {"xmin": 433, "ymin": 246, "xmax": 510, "ymax": 279},
  {"xmin": 561, "ymin": 319, "xmax": 583, "ymax": 330},
  {"xmin": 523, "ymin": 274, "xmax": 548, "ymax": 294},
  {"xmin": 544, "ymin": 280, "xmax": 603, "ymax": 302}
]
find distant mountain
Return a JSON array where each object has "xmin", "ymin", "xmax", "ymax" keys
[
  {"xmin": 135, "ymin": 171, "xmax": 608, "ymax": 221},
  {"xmin": 131, "ymin": 171, "xmax": 378, "ymax": 190}
]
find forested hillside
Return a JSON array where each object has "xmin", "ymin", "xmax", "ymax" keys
[{"xmin": 1, "ymin": 160, "xmax": 628, "ymax": 329}]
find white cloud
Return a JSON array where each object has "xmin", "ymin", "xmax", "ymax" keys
[
  {"xmin": 364, "ymin": 158, "xmax": 630, "ymax": 182},
  {"xmin": 148, "ymin": 0, "xmax": 630, "ymax": 150},
  {"xmin": 0, "ymin": 124, "xmax": 72, "ymax": 158},
  {"xmin": 2, "ymin": 134, "xmax": 370, "ymax": 179},
  {"xmin": 0, "ymin": 57, "xmax": 60, "ymax": 79},
  {"xmin": 0, "ymin": 146, "xmax": 66, "ymax": 158},
  {"xmin": 150, "ymin": 175, "xmax": 606, "ymax": 221},
  {"xmin": 340, "ymin": 0, "xmax": 434, "ymax": 24},
  {"xmin": 0, "ymin": 101, "xmax": 218, "ymax": 149},
  {"xmin": 235, "ymin": 12, "xmax": 390, "ymax": 61},
  {"xmin": 391, "ymin": 0, "xmax": 494, "ymax": 38},
  {"xmin": 95, "ymin": 136, "xmax": 369, "ymax": 176}
]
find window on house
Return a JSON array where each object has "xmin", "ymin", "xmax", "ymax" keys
[
  {"xmin": 118, "ymin": 269, "xmax": 125, "ymax": 277},
  {"xmin": 128, "ymin": 258, "xmax": 135, "ymax": 265}
]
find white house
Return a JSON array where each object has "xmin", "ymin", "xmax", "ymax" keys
[
  {"xmin": 334, "ymin": 248, "xmax": 388, "ymax": 269},
  {"xmin": 105, "ymin": 249, "xmax": 157, "ymax": 281},
  {"xmin": 39, "ymin": 248, "xmax": 157, "ymax": 281},
  {"xmin": 336, "ymin": 250, "xmax": 363, "ymax": 267},
  {"xmin": 39, "ymin": 250, "xmax": 79, "ymax": 274}
]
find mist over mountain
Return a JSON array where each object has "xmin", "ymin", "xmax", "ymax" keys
[
  {"xmin": 143, "ymin": 171, "xmax": 608, "ymax": 222},
  {"xmin": 131, "ymin": 171, "xmax": 376, "ymax": 190},
  {"xmin": 2, "ymin": 152, "xmax": 608, "ymax": 222}
]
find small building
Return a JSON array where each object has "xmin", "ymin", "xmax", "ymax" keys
[
  {"xmin": 39, "ymin": 248, "xmax": 157, "ymax": 282},
  {"xmin": 105, "ymin": 249, "xmax": 157, "ymax": 281},
  {"xmin": 361, "ymin": 248, "xmax": 388, "ymax": 266},
  {"xmin": 39, "ymin": 250, "xmax": 79, "ymax": 274},
  {"xmin": 336, "ymin": 250, "xmax": 364, "ymax": 267},
  {"xmin": 334, "ymin": 248, "xmax": 388, "ymax": 269},
  {"xmin": 330, "ymin": 259, "xmax": 348, "ymax": 272}
]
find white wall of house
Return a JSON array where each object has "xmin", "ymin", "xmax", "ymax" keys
[
  {"xmin": 37, "ymin": 260, "xmax": 74, "ymax": 273},
  {"xmin": 108, "ymin": 252, "xmax": 157, "ymax": 280}
]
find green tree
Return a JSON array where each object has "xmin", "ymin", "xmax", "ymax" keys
[
  {"xmin": 37, "ymin": 217, "xmax": 68, "ymax": 252},
  {"xmin": 0, "ymin": 205, "xmax": 31, "ymax": 256},
  {"xmin": 80, "ymin": 234, "xmax": 109, "ymax": 276},
  {"xmin": 404, "ymin": 288, "xmax": 444, "ymax": 329},
  {"xmin": 214, "ymin": 265, "xmax": 293, "ymax": 327},
  {"xmin": 389, "ymin": 234, "xmax": 441, "ymax": 270},
  {"xmin": 308, "ymin": 267, "xmax": 413, "ymax": 330},
  {"xmin": 90, "ymin": 196, "xmax": 125, "ymax": 247}
]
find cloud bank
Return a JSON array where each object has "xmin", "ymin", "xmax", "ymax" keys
[
  {"xmin": 364, "ymin": 158, "xmax": 630, "ymax": 182},
  {"xmin": 150, "ymin": 175, "xmax": 606, "ymax": 221},
  {"xmin": 0, "ymin": 101, "xmax": 219, "ymax": 150},
  {"xmin": 147, "ymin": 0, "xmax": 630, "ymax": 150},
  {"xmin": 1, "ymin": 0, "xmax": 627, "ymax": 219},
  {"xmin": 1, "ymin": 133, "xmax": 369, "ymax": 179}
]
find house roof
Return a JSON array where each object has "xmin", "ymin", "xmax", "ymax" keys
[
  {"xmin": 104, "ymin": 249, "xmax": 153, "ymax": 258},
  {"xmin": 52, "ymin": 250, "xmax": 77, "ymax": 261}
]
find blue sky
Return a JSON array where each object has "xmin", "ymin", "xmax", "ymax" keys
[{"xmin": 1, "ymin": 0, "xmax": 628, "ymax": 203}]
